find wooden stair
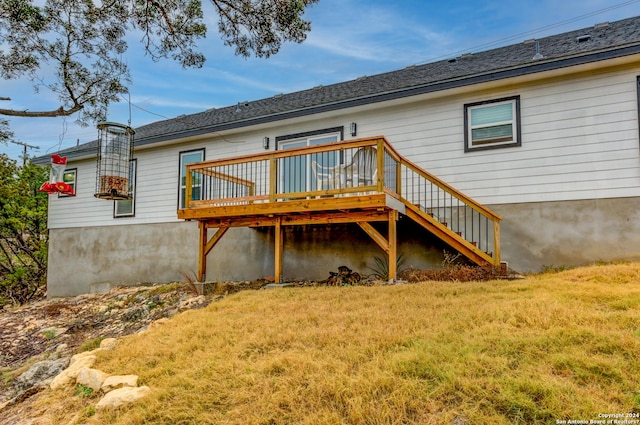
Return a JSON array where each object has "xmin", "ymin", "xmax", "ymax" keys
[{"xmin": 402, "ymin": 200, "xmax": 497, "ymax": 269}]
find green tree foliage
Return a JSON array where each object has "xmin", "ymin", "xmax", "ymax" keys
[
  {"xmin": 0, "ymin": 0, "xmax": 318, "ymax": 125},
  {"xmin": 0, "ymin": 154, "xmax": 49, "ymax": 306},
  {"xmin": 0, "ymin": 118, "xmax": 11, "ymax": 145}
]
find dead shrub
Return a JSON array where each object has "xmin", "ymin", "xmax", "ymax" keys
[{"xmin": 398, "ymin": 265, "xmax": 493, "ymax": 282}]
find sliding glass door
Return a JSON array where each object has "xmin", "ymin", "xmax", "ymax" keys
[{"xmin": 279, "ymin": 133, "xmax": 340, "ymax": 195}]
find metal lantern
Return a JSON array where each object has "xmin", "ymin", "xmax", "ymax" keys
[{"xmin": 94, "ymin": 122, "xmax": 135, "ymax": 200}]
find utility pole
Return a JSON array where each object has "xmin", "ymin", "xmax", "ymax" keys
[{"xmin": 9, "ymin": 140, "xmax": 40, "ymax": 166}]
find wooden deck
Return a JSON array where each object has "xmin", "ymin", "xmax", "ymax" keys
[{"xmin": 177, "ymin": 136, "xmax": 502, "ymax": 283}]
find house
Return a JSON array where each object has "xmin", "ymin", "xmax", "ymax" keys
[{"xmin": 35, "ymin": 16, "xmax": 640, "ymax": 297}]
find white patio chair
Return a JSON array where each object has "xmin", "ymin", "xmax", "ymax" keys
[
  {"xmin": 311, "ymin": 160, "xmax": 342, "ymax": 191},
  {"xmin": 344, "ymin": 146, "xmax": 377, "ymax": 188}
]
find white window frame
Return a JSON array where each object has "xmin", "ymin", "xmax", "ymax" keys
[
  {"xmin": 464, "ymin": 96, "xmax": 521, "ymax": 152},
  {"xmin": 114, "ymin": 159, "xmax": 136, "ymax": 218},
  {"xmin": 57, "ymin": 168, "xmax": 76, "ymax": 198},
  {"xmin": 179, "ymin": 148, "xmax": 205, "ymax": 209}
]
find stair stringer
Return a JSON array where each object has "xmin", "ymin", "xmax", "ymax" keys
[{"xmin": 401, "ymin": 200, "xmax": 496, "ymax": 269}]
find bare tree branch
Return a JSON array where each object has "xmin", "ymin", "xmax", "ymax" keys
[{"xmin": 0, "ymin": 104, "xmax": 83, "ymax": 118}]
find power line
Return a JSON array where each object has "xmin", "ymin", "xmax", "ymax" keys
[
  {"xmin": 120, "ymin": 94, "xmax": 243, "ymax": 144},
  {"xmin": 9, "ymin": 140, "xmax": 39, "ymax": 166}
]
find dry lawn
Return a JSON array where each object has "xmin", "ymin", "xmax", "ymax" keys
[{"xmin": 36, "ymin": 262, "xmax": 640, "ymax": 424}]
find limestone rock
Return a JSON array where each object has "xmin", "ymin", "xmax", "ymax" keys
[
  {"xmin": 95, "ymin": 386, "xmax": 151, "ymax": 410},
  {"xmin": 178, "ymin": 295, "xmax": 207, "ymax": 311},
  {"xmin": 70, "ymin": 350, "xmax": 97, "ymax": 366},
  {"xmin": 76, "ymin": 367, "xmax": 109, "ymax": 391},
  {"xmin": 14, "ymin": 358, "xmax": 69, "ymax": 393},
  {"xmin": 101, "ymin": 375, "xmax": 138, "ymax": 392},
  {"xmin": 54, "ymin": 343, "xmax": 69, "ymax": 355},
  {"xmin": 50, "ymin": 355, "xmax": 96, "ymax": 390},
  {"xmin": 99, "ymin": 338, "xmax": 118, "ymax": 350}
]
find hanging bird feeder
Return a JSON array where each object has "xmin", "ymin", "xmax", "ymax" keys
[
  {"xmin": 38, "ymin": 154, "xmax": 75, "ymax": 196},
  {"xmin": 94, "ymin": 122, "xmax": 135, "ymax": 200}
]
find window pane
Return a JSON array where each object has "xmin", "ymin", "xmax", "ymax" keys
[
  {"xmin": 116, "ymin": 199, "xmax": 132, "ymax": 215},
  {"xmin": 465, "ymin": 96, "xmax": 520, "ymax": 152},
  {"xmin": 181, "ymin": 152, "xmax": 204, "ymax": 184},
  {"xmin": 282, "ymin": 140, "xmax": 307, "ymax": 150},
  {"xmin": 58, "ymin": 169, "xmax": 76, "ymax": 197},
  {"xmin": 471, "ymin": 103, "xmax": 512, "ymax": 126},
  {"xmin": 62, "ymin": 171, "xmax": 75, "ymax": 184},
  {"xmin": 310, "ymin": 135, "xmax": 338, "ymax": 145},
  {"xmin": 472, "ymin": 124, "xmax": 513, "ymax": 144},
  {"xmin": 179, "ymin": 150, "xmax": 204, "ymax": 208},
  {"xmin": 115, "ymin": 160, "xmax": 136, "ymax": 217}
]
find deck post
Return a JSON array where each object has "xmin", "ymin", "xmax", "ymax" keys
[
  {"xmin": 198, "ymin": 221, "xmax": 207, "ymax": 282},
  {"xmin": 274, "ymin": 217, "xmax": 284, "ymax": 283},
  {"xmin": 388, "ymin": 210, "xmax": 398, "ymax": 282},
  {"xmin": 493, "ymin": 220, "xmax": 501, "ymax": 266},
  {"xmin": 269, "ymin": 154, "xmax": 277, "ymax": 203},
  {"xmin": 197, "ymin": 224, "xmax": 229, "ymax": 283},
  {"xmin": 376, "ymin": 138, "xmax": 385, "ymax": 192},
  {"xmin": 185, "ymin": 166, "xmax": 193, "ymax": 209},
  {"xmin": 395, "ymin": 161, "xmax": 402, "ymax": 197}
]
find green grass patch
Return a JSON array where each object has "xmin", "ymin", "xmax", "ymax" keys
[{"xmin": 77, "ymin": 337, "xmax": 104, "ymax": 353}]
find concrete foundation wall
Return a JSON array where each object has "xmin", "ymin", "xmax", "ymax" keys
[
  {"xmin": 47, "ymin": 222, "xmax": 200, "ymax": 297},
  {"xmin": 496, "ymin": 196, "xmax": 640, "ymax": 272},
  {"xmin": 48, "ymin": 219, "xmax": 446, "ymax": 297},
  {"xmin": 48, "ymin": 196, "xmax": 640, "ymax": 296}
]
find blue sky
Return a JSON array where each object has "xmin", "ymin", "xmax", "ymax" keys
[{"xmin": 2, "ymin": 0, "xmax": 640, "ymax": 160}]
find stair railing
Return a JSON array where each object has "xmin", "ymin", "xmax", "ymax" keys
[{"xmin": 382, "ymin": 141, "xmax": 502, "ymax": 266}]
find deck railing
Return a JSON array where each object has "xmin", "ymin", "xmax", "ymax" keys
[{"xmin": 184, "ymin": 136, "xmax": 501, "ymax": 265}]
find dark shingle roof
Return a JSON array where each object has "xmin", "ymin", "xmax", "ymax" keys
[{"xmin": 35, "ymin": 15, "xmax": 640, "ymax": 162}]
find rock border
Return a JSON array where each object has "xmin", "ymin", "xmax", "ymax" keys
[{"xmin": 48, "ymin": 337, "xmax": 151, "ymax": 410}]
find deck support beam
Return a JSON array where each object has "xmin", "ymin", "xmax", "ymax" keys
[
  {"xmin": 198, "ymin": 222, "xmax": 229, "ymax": 282},
  {"xmin": 198, "ymin": 222, "xmax": 207, "ymax": 282},
  {"xmin": 356, "ymin": 210, "xmax": 398, "ymax": 281},
  {"xmin": 274, "ymin": 217, "xmax": 284, "ymax": 283},
  {"xmin": 388, "ymin": 210, "xmax": 398, "ymax": 281}
]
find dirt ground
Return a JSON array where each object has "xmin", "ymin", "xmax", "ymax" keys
[{"xmin": 0, "ymin": 280, "xmax": 274, "ymax": 423}]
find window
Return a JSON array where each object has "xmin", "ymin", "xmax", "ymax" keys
[
  {"xmin": 58, "ymin": 168, "xmax": 76, "ymax": 198},
  {"xmin": 179, "ymin": 149, "xmax": 204, "ymax": 208},
  {"xmin": 114, "ymin": 159, "xmax": 136, "ymax": 217},
  {"xmin": 464, "ymin": 96, "xmax": 521, "ymax": 151}
]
